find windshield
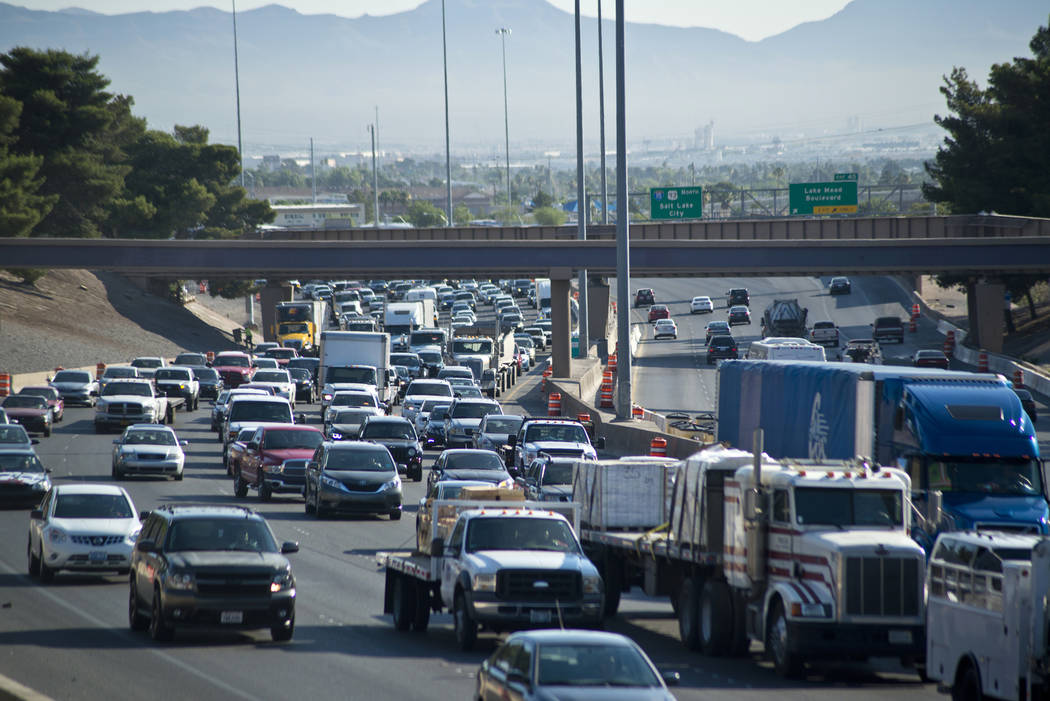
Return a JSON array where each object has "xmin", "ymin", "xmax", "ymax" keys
[
  {"xmin": 452, "ymin": 403, "xmax": 499, "ymax": 419},
  {"xmin": 452, "ymin": 339, "xmax": 493, "ymax": 354},
  {"xmin": 194, "ymin": 368, "xmax": 219, "ymax": 381},
  {"xmin": 53, "ymin": 371, "xmax": 90, "ymax": 383},
  {"xmin": 279, "ymin": 322, "xmax": 310, "ymax": 334},
  {"xmin": 0, "ymin": 425, "xmax": 29, "ymax": 443},
  {"xmin": 543, "ymin": 463, "xmax": 573, "ymax": 485},
  {"xmin": 263, "ymin": 430, "xmax": 322, "ymax": 449},
  {"xmin": 53, "ymin": 493, "xmax": 133, "ymax": 519},
  {"xmin": 361, "ymin": 422, "xmax": 416, "ymax": 440},
  {"xmin": 0, "ymin": 452, "xmax": 44, "ymax": 472},
  {"xmin": 131, "ymin": 358, "xmax": 162, "ymax": 369},
  {"xmin": 408, "ymin": 383, "xmax": 452, "ymax": 397},
  {"xmin": 3, "ymin": 396, "xmax": 46, "ymax": 409},
  {"xmin": 217, "ymin": 355, "xmax": 251, "ymax": 368},
  {"xmin": 166, "ymin": 518, "xmax": 278, "ymax": 552},
  {"xmin": 174, "ymin": 354, "xmax": 205, "ymax": 365},
  {"xmin": 536, "ymin": 643, "xmax": 660, "ymax": 687},
  {"xmin": 410, "ymin": 331, "xmax": 445, "ymax": 345},
  {"xmin": 445, "ymin": 452, "xmax": 505, "ymax": 470},
  {"xmin": 288, "ymin": 368, "xmax": 311, "ymax": 381},
  {"xmin": 324, "ymin": 447, "xmax": 395, "ymax": 472},
  {"xmin": 333, "ymin": 409, "xmax": 374, "ymax": 424},
  {"xmin": 332, "ymin": 393, "xmax": 376, "ymax": 408},
  {"xmin": 484, "ymin": 418, "xmax": 522, "ymax": 434},
  {"xmin": 154, "ymin": 369, "xmax": 191, "ymax": 381},
  {"xmin": 418, "ymin": 351, "xmax": 442, "ymax": 364},
  {"xmin": 795, "ymin": 488, "xmax": 903, "ymax": 527},
  {"xmin": 326, "ymin": 367, "xmax": 377, "ymax": 384},
  {"xmin": 391, "ymin": 355, "xmax": 422, "ymax": 369},
  {"xmin": 123, "ymin": 430, "xmax": 176, "ymax": 446},
  {"xmin": 926, "ymin": 458, "xmax": 1043, "ymax": 496},
  {"xmin": 228, "ymin": 401, "xmax": 292, "ymax": 423},
  {"xmin": 267, "ymin": 349, "xmax": 296, "ymax": 359},
  {"xmin": 254, "ymin": 371, "xmax": 290, "ymax": 382},
  {"xmin": 19, "ymin": 388, "xmax": 56, "ymax": 400},
  {"xmin": 103, "ymin": 368, "xmax": 137, "ymax": 379},
  {"xmin": 466, "ymin": 517, "xmax": 578, "ymax": 553},
  {"xmin": 524, "ymin": 424, "xmax": 589, "ymax": 444},
  {"xmin": 102, "ymin": 382, "xmax": 152, "ymax": 397}
]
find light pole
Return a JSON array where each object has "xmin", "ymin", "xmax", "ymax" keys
[
  {"xmin": 442, "ymin": 0, "xmax": 453, "ymax": 226},
  {"xmin": 370, "ymin": 124, "xmax": 379, "ymax": 229},
  {"xmin": 597, "ymin": 0, "xmax": 608, "ymax": 225},
  {"xmin": 232, "ymin": 0, "xmax": 244, "ymax": 188},
  {"xmin": 496, "ymin": 27, "xmax": 512, "ymax": 215},
  {"xmin": 615, "ymin": 0, "xmax": 631, "ymax": 419},
  {"xmin": 574, "ymin": 0, "xmax": 588, "ymax": 356}
]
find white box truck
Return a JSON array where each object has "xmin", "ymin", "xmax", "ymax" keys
[{"xmin": 319, "ymin": 331, "xmax": 397, "ymax": 407}]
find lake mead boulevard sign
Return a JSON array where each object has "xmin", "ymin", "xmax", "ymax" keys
[
  {"xmin": 789, "ymin": 180, "xmax": 858, "ymax": 215},
  {"xmin": 650, "ymin": 187, "xmax": 702, "ymax": 219}
]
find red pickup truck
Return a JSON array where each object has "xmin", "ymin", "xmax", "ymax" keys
[
  {"xmin": 213, "ymin": 351, "xmax": 255, "ymax": 389},
  {"xmin": 233, "ymin": 425, "xmax": 324, "ymax": 501}
]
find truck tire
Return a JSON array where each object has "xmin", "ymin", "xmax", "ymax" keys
[
  {"xmin": 952, "ymin": 665, "xmax": 981, "ymax": 701},
  {"xmin": 233, "ymin": 471, "xmax": 248, "ymax": 498},
  {"xmin": 453, "ymin": 590, "xmax": 477, "ymax": 651},
  {"xmin": 700, "ymin": 579, "xmax": 733, "ymax": 656},
  {"xmin": 413, "ymin": 584, "xmax": 431, "ymax": 632},
  {"xmin": 391, "ymin": 575, "xmax": 415, "ymax": 631},
  {"xmin": 259, "ymin": 481, "xmax": 272, "ymax": 501},
  {"xmin": 729, "ymin": 590, "xmax": 750, "ymax": 656},
  {"xmin": 601, "ymin": 555, "xmax": 623, "ymax": 618},
  {"xmin": 678, "ymin": 577, "xmax": 702, "ymax": 651},
  {"xmin": 767, "ymin": 600, "xmax": 803, "ymax": 678}
]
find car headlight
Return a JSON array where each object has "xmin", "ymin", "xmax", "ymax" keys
[
  {"xmin": 46, "ymin": 527, "xmax": 66, "ymax": 544},
  {"xmin": 407, "ymin": 447, "xmax": 417, "ymax": 457},
  {"xmin": 168, "ymin": 572, "xmax": 196, "ymax": 591},
  {"xmin": 320, "ymin": 474, "xmax": 344, "ymax": 491},
  {"xmin": 583, "ymin": 574, "xmax": 602, "ymax": 595},
  {"xmin": 473, "ymin": 573, "xmax": 497, "ymax": 592},
  {"xmin": 268, "ymin": 462, "xmax": 286, "ymax": 474},
  {"xmin": 270, "ymin": 571, "xmax": 295, "ymax": 593},
  {"xmin": 322, "ymin": 393, "xmax": 333, "ymax": 402},
  {"xmin": 126, "ymin": 528, "xmax": 141, "ymax": 544},
  {"xmin": 381, "ymin": 476, "xmax": 402, "ymax": 491},
  {"xmin": 497, "ymin": 478, "xmax": 515, "ymax": 489},
  {"xmin": 32, "ymin": 480, "xmax": 48, "ymax": 491}
]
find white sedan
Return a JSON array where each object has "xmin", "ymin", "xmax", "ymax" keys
[
  {"xmin": 690, "ymin": 295, "xmax": 714, "ymax": 314},
  {"xmin": 249, "ymin": 369, "xmax": 297, "ymax": 406},
  {"xmin": 27, "ymin": 483, "xmax": 140, "ymax": 581},
  {"xmin": 653, "ymin": 318, "xmax": 678, "ymax": 339}
]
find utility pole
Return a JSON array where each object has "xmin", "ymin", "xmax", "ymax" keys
[
  {"xmin": 442, "ymin": 0, "xmax": 453, "ymax": 226},
  {"xmin": 597, "ymin": 0, "xmax": 609, "ymax": 225},
  {"xmin": 615, "ymin": 0, "xmax": 631, "ymax": 419},
  {"xmin": 310, "ymin": 137, "xmax": 316, "ymax": 205},
  {"xmin": 574, "ymin": 0, "xmax": 589, "ymax": 356},
  {"xmin": 232, "ymin": 0, "xmax": 244, "ymax": 188},
  {"xmin": 496, "ymin": 27, "xmax": 512, "ymax": 214},
  {"xmin": 370, "ymin": 124, "xmax": 380, "ymax": 229}
]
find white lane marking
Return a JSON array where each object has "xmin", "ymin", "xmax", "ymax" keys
[{"xmin": 0, "ymin": 558, "xmax": 258, "ymax": 701}]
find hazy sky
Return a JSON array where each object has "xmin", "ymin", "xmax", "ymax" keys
[{"xmin": 11, "ymin": 0, "xmax": 853, "ymax": 41}]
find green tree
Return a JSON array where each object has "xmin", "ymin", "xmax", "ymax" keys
[
  {"xmin": 533, "ymin": 189, "xmax": 554, "ymax": 209},
  {"xmin": 924, "ymin": 19, "xmax": 1050, "ymax": 333},
  {"xmin": 405, "ymin": 200, "xmax": 446, "ymax": 227},
  {"xmin": 532, "ymin": 206, "xmax": 566, "ymax": 226},
  {"xmin": 0, "ymin": 48, "xmax": 144, "ymax": 238},
  {"xmin": 453, "ymin": 204, "xmax": 472, "ymax": 224},
  {"xmin": 0, "ymin": 94, "xmax": 55, "ymax": 240}
]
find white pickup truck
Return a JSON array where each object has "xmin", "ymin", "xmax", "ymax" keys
[
  {"xmin": 379, "ymin": 500, "xmax": 603, "ymax": 650},
  {"xmin": 809, "ymin": 319, "xmax": 840, "ymax": 347},
  {"xmin": 94, "ymin": 379, "xmax": 170, "ymax": 432}
]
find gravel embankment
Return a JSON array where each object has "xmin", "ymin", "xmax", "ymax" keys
[{"xmin": 0, "ymin": 270, "xmax": 260, "ymax": 374}]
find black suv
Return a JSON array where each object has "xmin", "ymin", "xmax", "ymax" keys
[
  {"xmin": 726, "ymin": 288, "xmax": 750, "ymax": 307},
  {"xmin": 706, "ymin": 335, "xmax": 739, "ymax": 364},
  {"xmin": 634, "ymin": 288, "xmax": 655, "ymax": 307},
  {"xmin": 359, "ymin": 416, "xmax": 424, "ymax": 481},
  {"xmin": 129, "ymin": 504, "xmax": 298, "ymax": 642},
  {"xmin": 871, "ymin": 316, "xmax": 904, "ymax": 344}
]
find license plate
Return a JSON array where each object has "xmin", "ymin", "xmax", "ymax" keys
[
  {"xmin": 220, "ymin": 611, "xmax": 244, "ymax": 624},
  {"xmin": 888, "ymin": 630, "xmax": 912, "ymax": 645},
  {"xmin": 89, "ymin": 551, "xmax": 107, "ymax": 563},
  {"xmin": 529, "ymin": 610, "xmax": 552, "ymax": 624}
]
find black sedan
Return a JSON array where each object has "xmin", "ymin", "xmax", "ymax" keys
[
  {"xmin": 287, "ymin": 367, "xmax": 315, "ymax": 402},
  {"xmin": 358, "ymin": 416, "xmax": 424, "ymax": 481},
  {"xmin": 427, "ymin": 449, "xmax": 510, "ymax": 493},
  {"xmin": 727, "ymin": 305, "xmax": 751, "ymax": 326},
  {"xmin": 706, "ymin": 335, "xmax": 738, "ymax": 364}
]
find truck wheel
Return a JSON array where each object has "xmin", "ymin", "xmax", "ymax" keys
[
  {"xmin": 601, "ymin": 555, "xmax": 622, "ymax": 618},
  {"xmin": 700, "ymin": 579, "xmax": 733, "ymax": 656},
  {"xmin": 453, "ymin": 591, "xmax": 477, "ymax": 651},
  {"xmin": 27, "ymin": 539, "xmax": 40, "ymax": 577},
  {"xmin": 729, "ymin": 590, "xmax": 750, "ymax": 656},
  {"xmin": 952, "ymin": 666, "xmax": 981, "ymax": 701},
  {"xmin": 43, "ymin": 422, "xmax": 51, "ymax": 437},
  {"xmin": 391, "ymin": 575, "xmax": 416, "ymax": 631},
  {"xmin": 413, "ymin": 584, "xmax": 431, "ymax": 632},
  {"xmin": 767, "ymin": 600, "xmax": 803, "ymax": 678},
  {"xmin": 129, "ymin": 581, "xmax": 149, "ymax": 631},
  {"xmin": 677, "ymin": 577, "xmax": 702, "ymax": 651},
  {"xmin": 150, "ymin": 588, "xmax": 174, "ymax": 642},
  {"xmin": 233, "ymin": 471, "xmax": 248, "ymax": 498},
  {"xmin": 259, "ymin": 482, "xmax": 272, "ymax": 501}
]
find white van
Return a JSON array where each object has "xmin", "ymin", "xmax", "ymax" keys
[
  {"xmin": 405, "ymin": 287, "xmax": 438, "ymax": 304},
  {"xmin": 746, "ymin": 338, "xmax": 826, "ymax": 361}
]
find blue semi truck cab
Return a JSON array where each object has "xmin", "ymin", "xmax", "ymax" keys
[{"xmin": 716, "ymin": 361, "xmax": 1047, "ymax": 551}]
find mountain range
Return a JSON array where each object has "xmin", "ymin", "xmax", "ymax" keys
[{"xmin": 0, "ymin": 0, "xmax": 1046, "ymax": 156}]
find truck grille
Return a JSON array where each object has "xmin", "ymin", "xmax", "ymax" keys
[
  {"xmin": 107, "ymin": 402, "xmax": 144, "ymax": 415},
  {"xmin": 538, "ymin": 448, "xmax": 585, "ymax": 459},
  {"xmin": 497, "ymin": 570, "xmax": 580, "ymax": 602},
  {"xmin": 196, "ymin": 571, "xmax": 272, "ymax": 598},
  {"xmin": 845, "ymin": 556, "xmax": 920, "ymax": 617}
]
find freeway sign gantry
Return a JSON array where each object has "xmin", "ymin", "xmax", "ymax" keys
[{"xmin": 789, "ymin": 174, "xmax": 858, "ymax": 215}]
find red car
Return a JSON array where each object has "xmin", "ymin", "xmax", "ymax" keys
[
  {"xmin": 1, "ymin": 395, "xmax": 52, "ymax": 436},
  {"xmin": 263, "ymin": 347, "xmax": 299, "ymax": 366},
  {"xmin": 648, "ymin": 304, "xmax": 670, "ymax": 323},
  {"xmin": 212, "ymin": 351, "xmax": 255, "ymax": 388},
  {"xmin": 17, "ymin": 386, "xmax": 64, "ymax": 422},
  {"xmin": 234, "ymin": 425, "xmax": 324, "ymax": 501},
  {"xmin": 913, "ymin": 349, "xmax": 949, "ymax": 369}
]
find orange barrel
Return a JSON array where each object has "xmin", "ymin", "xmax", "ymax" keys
[
  {"xmin": 1014, "ymin": 369, "xmax": 1024, "ymax": 389},
  {"xmin": 206, "ymin": 351, "xmax": 215, "ymax": 364},
  {"xmin": 650, "ymin": 437, "xmax": 668, "ymax": 457},
  {"xmin": 548, "ymin": 392, "xmax": 562, "ymax": 417},
  {"xmin": 943, "ymin": 330, "xmax": 956, "ymax": 358},
  {"xmin": 599, "ymin": 382, "xmax": 614, "ymax": 409},
  {"xmin": 911, "ymin": 303, "xmax": 920, "ymax": 319},
  {"xmin": 96, "ymin": 362, "xmax": 106, "ymax": 380},
  {"xmin": 608, "ymin": 353, "xmax": 618, "ymax": 373},
  {"xmin": 632, "ymin": 405, "xmax": 644, "ymax": 419},
  {"xmin": 909, "ymin": 317, "xmax": 917, "ymax": 333},
  {"xmin": 977, "ymin": 350, "xmax": 989, "ymax": 372},
  {"xmin": 0, "ymin": 373, "xmax": 10, "ymax": 397}
]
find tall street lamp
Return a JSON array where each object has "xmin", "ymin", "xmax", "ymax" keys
[
  {"xmin": 231, "ymin": 0, "xmax": 244, "ymax": 188},
  {"xmin": 496, "ymin": 27, "xmax": 512, "ymax": 214},
  {"xmin": 442, "ymin": 0, "xmax": 453, "ymax": 226}
]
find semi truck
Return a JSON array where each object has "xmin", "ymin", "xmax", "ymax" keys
[
  {"xmin": 378, "ymin": 498, "xmax": 602, "ymax": 650},
  {"xmin": 318, "ymin": 331, "xmax": 398, "ymax": 407},
  {"xmin": 274, "ymin": 300, "xmax": 328, "ymax": 355},
  {"xmin": 577, "ymin": 446, "xmax": 926, "ymax": 678},
  {"xmin": 715, "ymin": 360, "xmax": 1047, "ymax": 551},
  {"xmin": 450, "ymin": 324, "xmax": 517, "ymax": 396},
  {"xmin": 385, "ymin": 300, "xmax": 437, "ymax": 352},
  {"xmin": 760, "ymin": 299, "xmax": 808, "ymax": 338}
]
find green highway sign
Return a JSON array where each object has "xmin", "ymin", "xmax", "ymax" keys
[
  {"xmin": 789, "ymin": 180, "xmax": 859, "ymax": 215},
  {"xmin": 834, "ymin": 172, "xmax": 859, "ymax": 181},
  {"xmin": 650, "ymin": 187, "xmax": 703, "ymax": 220}
]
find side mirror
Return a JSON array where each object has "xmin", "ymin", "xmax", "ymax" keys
[
  {"xmin": 594, "ymin": 436, "xmax": 606, "ymax": 449},
  {"xmin": 31, "ymin": 439, "xmax": 40, "ymax": 446},
  {"xmin": 308, "ymin": 461, "xmax": 319, "ymax": 471},
  {"xmin": 90, "ymin": 390, "xmax": 99, "ymax": 397},
  {"xmin": 30, "ymin": 509, "xmax": 43, "ymax": 520},
  {"xmin": 135, "ymin": 540, "xmax": 156, "ymax": 553},
  {"xmin": 281, "ymin": 541, "xmax": 300, "ymax": 554},
  {"xmin": 295, "ymin": 413, "xmax": 307, "ymax": 424},
  {"xmin": 113, "ymin": 439, "xmax": 121, "ymax": 445},
  {"xmin": 139, "ymin": 510, "xmax": 150, "ymax": 521},
  {"xmin": 180, "ymin": 440, "xmax": 189, "ymax": 447},
  {"xmin": 431, "ymin": 537, "xmax": 445, "ymax": 554},
  {"xmin": 660, "ymin": 670, "xmax": 681, "ymax": 687}
]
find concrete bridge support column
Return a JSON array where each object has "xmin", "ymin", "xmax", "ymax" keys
[
  {"xmin": 260, "ymin": 283, "xmax": 295, "ymax": 342},
  {"xmin": 587, "ymin": 278, "xmax": 610, "ymax": 350},
  {"xmin": 550, "ymin": 267, "xmax": 573, "ymax": 377},
  {"xmin": 973, "ymin": 281, "xmax": 1005, "ymax": 354}
]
